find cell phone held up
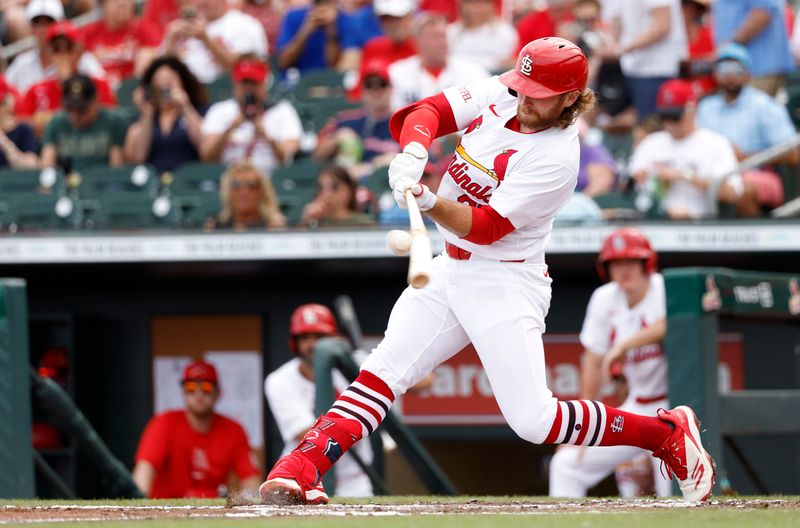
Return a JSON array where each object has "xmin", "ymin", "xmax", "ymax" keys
[{"xmin": 242, "ymin": 93, "xmax": 262, "ymax": 120}]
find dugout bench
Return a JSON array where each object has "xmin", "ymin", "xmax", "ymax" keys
[{"xmin": 664, "ymin": 267, "xmax": 800, "ymax": 494}]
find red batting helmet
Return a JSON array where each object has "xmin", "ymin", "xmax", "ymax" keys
[
  {"xmin": 499, "ymin": 37, "xmax": 588, "ymax": 99},
  {"xmin": 289, "ymin": 303, "xmax": 338, "ymax": 354},
  {"xmin": 596, "ymin": 227, "xmax": 657, "ymax": 281}
]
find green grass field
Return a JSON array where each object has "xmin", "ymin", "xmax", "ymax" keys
[{"xmin": 2, "ymin": 497, "xmax": 799, "ymax": 528}]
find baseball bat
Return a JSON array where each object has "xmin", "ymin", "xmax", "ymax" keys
[{"xmin": 404, "ymin": 189, "xmax": 431, "ymax": 288}]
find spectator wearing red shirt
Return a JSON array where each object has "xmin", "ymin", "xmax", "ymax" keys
[
  {"xmin": 132, "ymin": 360, "xmax": 261, "ymax": 499},
  {"xmin": 80, "ymin": 0, "xmax": 162, "ymax": 88},
  {"xmin": 17, "ymin": 21, "xmax": 116, "ymax": 138},
  {"xmin": 681, "ymin": 0, "xmax": 716, "ymax": 97},
  {"xmin": 349, "ymin": 0, "xmax": 416, "ymax": 100},
  {"xmin": 515, "ymin": 0, "xmax": 575, "ymax": 54}
]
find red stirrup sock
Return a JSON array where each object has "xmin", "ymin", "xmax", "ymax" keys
[
  {"xmin": 544, "ymin": 400, "xmax": 673, "ymax": 452},
  {"xmin": 292, "ymin": 370, "xmax": 395, "ymax": 477}
]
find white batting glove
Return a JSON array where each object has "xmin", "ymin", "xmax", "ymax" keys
[
  {"xmin": 388, "ymin": 141, "xmax": 428, "ymax": 189},
  {"xmin": 392, "ymin": 176, "xmax": 437, "ymax": 212}
]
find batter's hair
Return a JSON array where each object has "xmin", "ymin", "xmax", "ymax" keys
[{"xmin": 554, "ymin": 88, "xmax": 596, "ymax": 129}]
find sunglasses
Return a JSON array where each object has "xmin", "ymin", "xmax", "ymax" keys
[
  {"xmin": 232, "ymin": 180, "xmax": 259, "ymax": 190},
  {"xmin": 364, "ymin": 80, "xmax": 389, "ymax": 91},
  {"xmin": 659, "ymin": 112, "xmax": 684, "ymax": 122},
  {"xmin": 183, "ymin": 380, "xmax": 216, "ymax": 394}
]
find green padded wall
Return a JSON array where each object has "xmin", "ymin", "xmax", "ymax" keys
[{"xmin": 0, "ymin": 279, "xmax": 34, "ymax": 498}]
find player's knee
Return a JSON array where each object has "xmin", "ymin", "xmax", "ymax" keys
[{"xmin": 505, "ymin": 412, "xmax": 554, "ymax": 445}]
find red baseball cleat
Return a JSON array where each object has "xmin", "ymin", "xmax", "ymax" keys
[
  {"xmin": 259, "ymin": 451, "xmax": 329, "ymax": 505},
  {"xmin": 653, "ymin": 406, "xmax": 716, "ymax": 502}
]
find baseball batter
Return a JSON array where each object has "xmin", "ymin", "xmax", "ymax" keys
[
  {"xmin": 259, "ymin": 38, "xmax": 715, "ymax": 505},
  {"xmin": 265, "ymin": 304, "xmax": 373, "ymax": 498},
  {"xmin": 549, "ymin": 228, "xmax": 672, "ymax": 498}
]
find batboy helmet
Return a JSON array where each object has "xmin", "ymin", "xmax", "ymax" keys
[
  {"xmin": 596, "ymin": 227, "xmax": 657, "ymax": 281},
  {"xmin": 289, "ymin": 304, "xmax": 338, "ymax": 354},
  {"xmin": 499, "ymin": 37, "xmax": 588, "ymax": 99}
]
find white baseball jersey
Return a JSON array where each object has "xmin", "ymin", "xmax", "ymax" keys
[
  {"xmin": 265, "ymin": 358, "xmax": 373, "ymax": 497},
  {"xmin": 437, "ymin": 76, "xmax": 579, "ymax": 264},
  {"xmin": 580, "ymin": 273, "xmax": 668, "ymax": 401},
  {"xmin": 389, "ymin": 56, "xmax": 490, "ymax": 111}
]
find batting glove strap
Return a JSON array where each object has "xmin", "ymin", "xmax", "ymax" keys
[
  {"xmin": 392, "ymin": 177, "xmax": 437, "ymax": 212},
  {"xmin": 388, "ymin": 141, "xmax": 428, "ymax": 189}
]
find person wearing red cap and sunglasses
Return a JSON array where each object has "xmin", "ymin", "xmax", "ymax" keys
[
  {"xmin": 200, "ymin": 58, "xmax": 301, "ymax": 177},
  {"xmin": 629, "ymin": 78, "xmax": 747, "ymax": 219},
  {"xmin": 264, "ymin": 304, "xmax": 374, "ymax": 498},
  {"xmin": 259, "ymin": 38, "xmax": 715, "ymax": 506},
  {"xmin": 133, "ymin": 359, "xmax": 260, "ymax": 498},
  {"xmin": 549, "ymin": 227, "xmax": 672, "ymax": 498}
]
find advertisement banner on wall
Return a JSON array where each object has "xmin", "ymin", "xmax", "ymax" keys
[{"xmin": 398, "ymin": 333, "xmax": 743, "ymax": 426}]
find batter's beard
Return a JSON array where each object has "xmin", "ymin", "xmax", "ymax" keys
[{"xmin": 516, "ymin": 105, "xmax": 564, "ymax": 131}]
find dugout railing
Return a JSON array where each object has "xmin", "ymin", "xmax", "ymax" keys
[
  {"xmin": 312, "ymin": 337, "xmax": 458, "ymax": 497},
  {"xmin": 664, "ymin": 267, "xmax": 800, "ymax": 494}
]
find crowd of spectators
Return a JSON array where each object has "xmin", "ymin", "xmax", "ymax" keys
[{"xmin": 2, "ymin": 0, "xmax": 800, "ymax": 232}]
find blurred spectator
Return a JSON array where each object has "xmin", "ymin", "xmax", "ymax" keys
[
  {"xmin": 124, "ymin": 56, "xmax": 208, "ymax": 173},
  {"xmin": 265, "ymin": 303, "xmax": 374, "ymax": 498},
  {"xmin": 301, "ymin": 165, "xmax": 376, "ymax": 227},
  {"xmin": 204, "ymin": 160, "xmax": 286, "ymax": 230},
  {"xmin": 0, "ymin": 76, "xmax": 38, "ymax": 169},
  {"xmin": 389, "ymin": 13, "xmax": 489, "ymax": 110},
  {"xmin": 133, "ymin": 360, "xmax": 261, "ymax": 498},
  {"xmin": 629, "ymin": 79, "xmax": 746, "ymax": 219},
  {"xmin": 515, "ymin": 0, "xmax": 575, "ymax": 51},
  {"xmin": 63, "ymin": 0, "xmax": 97, "ymax": 18},
  {"xmin": 162, "ymin": 0, "xmax": 267, "ymax": 84},
  {"xmin": 577, "ymin": 120, "xmax": 616, "ymax": 197},
  {"xmin": 80, "ymin": 0, "xmax": 162, "ymax": 88},
  {"xmin": 601, "ymin": 0, "xmax": 687, "ymax": 119},
  {"xmin": 1, "ymin": 0, "xmax": 31, "ymax": 44},
  {"xmin": 200, "ymin": 59, "xmax": 301, "ymax": 176},
  {"xmin": 712, "ymin": 0, "xmax": 793, "ymax": 96},
  {"xmin": 276, "ymin": 0, "xmax": 352, "ymax": 76},
  {"xmin": 447, "ymin": 0, "xmax": 517, "ymax": 72},
  {"xmin": 233, "ymin": 0, "xmax": 283, "ymax": 55},
  {"xmin": 17, "ymin": 22, "xmax": 117, "ymax": 138},
  {"xmin": 339, "ymin": 0, "xmax": 383, "ymax": 52},
  {"xmin": 40, "ymin": 74, "xmax": 127, "ymax": 173},
  {"xmin": 141, "ymin": 0, "xmax": 180, "ymax": 30},
  {"xmin": 5, "ymin": 0, "xmax": 107, "ymax": 94},
  {"xmin": 349, "ymin": 0, "xmax": 417, "ymax": 99},
  {"xmin": 697, "ymin": 43, "xmax": 797, "ymax": 213},
  {"xmin": 315, "ymin": 61, "xmax": 399, "ymax": 180},
  {"xmin": 680, "ymin": 0, "xmax": 716, "ymax": 97}
]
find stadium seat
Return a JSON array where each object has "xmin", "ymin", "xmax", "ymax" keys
[
  {"xmin": 167, "ymin": 162, "xmax": 227, "ymax": 228},
  {"xmin": 169, "ymin": 162, "xmax": 226, "ymax": 194},
  {"xmin": 115, "ymin": 77, "xmax": 140, "ymax": 120},
  {"xmin": 293, "ymin": 99, "xmax": 360, "ymax": 132},
  {"xmin": 86, "ymin": 192, "xmax": 178, "ymax": 230},
  {"xmin": 77, "ymin": 164, "xmax": 159, "ymax": 199},
  {"xmin": 0, "ymin": 167, "xmax": 65, "ymax": 196},
  {"xmin": 207, "ymin": 74, "xmax": 233, "ymax": 103},
  {"xmin": 364, "ymin": 166, "xmax": 390, "ymax": 195},
  {"xmin": 272, "ymin": 159, "xmax": 321, "ymax": 225},
  {"xmin": 292, "ymin": 70, "xmax": 348, "ymax": 102},
  {"xmin": 2, "ymin": 193, "xmax": 81, "ymax": 232}
]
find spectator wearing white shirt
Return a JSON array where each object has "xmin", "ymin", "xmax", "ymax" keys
[
  {"xmin": 161, "ymin": 0, "xmax": 267, "ymax": 84},
  {"xmin": 601, "ymin": 0, "xmax": 687, "ymax": 119},
  {"xmin": 447, "ymin": 0, "xmax": 518, "ymax": 73},
  {"xmin": 389, "ymin": 12, "xmax": 489, "ymax": 110},
  {"xmin": 628, "ymin": 79, "xmax": 746, "ymax": 219},
  {"xmin": 200, "ymin": 59, "xmax": 301, "ymax": 177},
  {"xmin": 5, "ymin": 0, "xmax": 107, "ymax": 94}
]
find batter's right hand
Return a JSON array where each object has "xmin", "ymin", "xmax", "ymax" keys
[{"xmin": 388, "ymin": 142, "xmax": 428, "ymax": 189}]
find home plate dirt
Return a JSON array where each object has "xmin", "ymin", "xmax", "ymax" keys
[{"xmin": 2, "ymin": 499, "xmax": 798, "ymax": 523}]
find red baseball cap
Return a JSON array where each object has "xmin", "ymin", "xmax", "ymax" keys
[
  {"xmin": 182, "ymin": 360, "xmax": 219, "ymax": 385},
  {"xmin": 362, "ymin": 59, "xmax": 390, "ymax": 84},
  {"xmin": 46, "ymin": 20, "xmax": 79, "ymax": 43},
  {"xmin": 233, "ymin": 60, "xmax": 269, "ymax": 83},
  {"xmin": 655, "ymin": 79, "xmax": 696, "ymax": 116}
]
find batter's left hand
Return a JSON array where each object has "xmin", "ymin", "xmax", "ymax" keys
[{"xmin": 392, "ymin": 176, "xmax": 437, "ymax": 212}]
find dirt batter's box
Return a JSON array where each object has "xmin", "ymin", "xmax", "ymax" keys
[{"xmin": 664, "ymin": 267, "xmax": 800, "ymax": 495}]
